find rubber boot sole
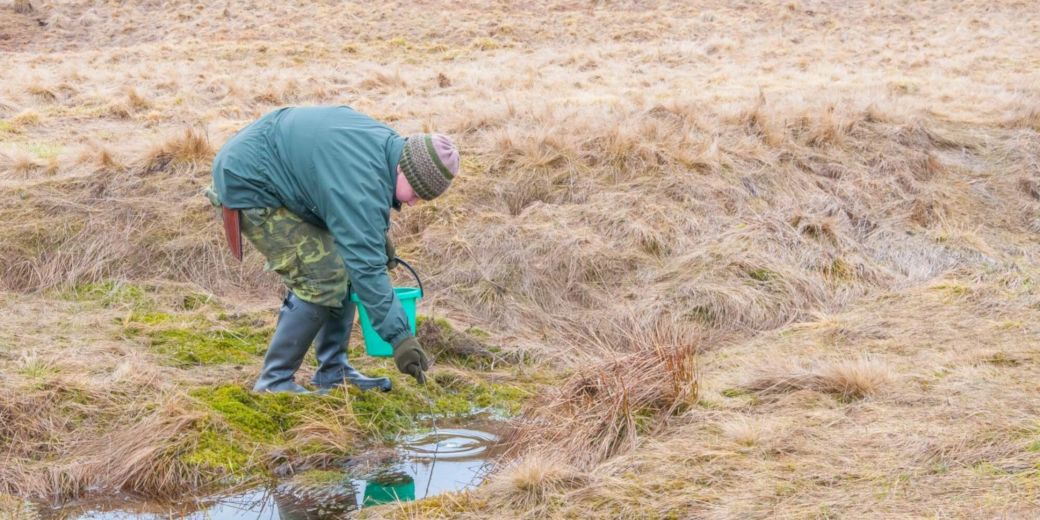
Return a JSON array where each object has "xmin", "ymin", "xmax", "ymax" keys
[{"xmin": 316, "ymin": 377, "xmax": 392, "ymax": 394}]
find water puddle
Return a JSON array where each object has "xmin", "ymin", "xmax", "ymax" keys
[
  {"xmin": 42, "ymin": 425, "xmax": 504, "ymax": 519},
  {"xmin": 357, "ymin": 427, "xmax": 499, "ymax": 506}
]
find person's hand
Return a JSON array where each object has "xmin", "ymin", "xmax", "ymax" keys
[
  {"xmin": 385, "ymin": 233, "xmax": 398, "ymax": 270},
  {"xmin": 393, "ymin": 337, "xmax": 430, "ymax": 384}
]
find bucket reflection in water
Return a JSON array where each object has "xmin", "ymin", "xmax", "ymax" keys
[
  {"xmin": 353, "ymin": 427, "xmax": 501, "ymax": 507},
  {"xmin": 361, "ymin": 470, "xmax": 416, "ymax": 506}
]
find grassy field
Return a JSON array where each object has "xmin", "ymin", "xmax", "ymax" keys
[{"xmin": 2, "ymin": 0, "xmax": 1039, "ymax": 518}]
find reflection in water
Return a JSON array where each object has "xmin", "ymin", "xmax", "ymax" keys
[
  {"xmin": 44, "ymin": 487, "xmax": 355, "ymax": 520},
  {"xmin": 402, "ymin": 428, "xmax": 499, "ymax": 460},
  {"xmin": 51, "ymin": 427, "xmax": 502, "ymax": 519},
  {"xmin": 353, "ymin": 424, "xmax": 499, "ymax": 505},
  {"xmin": 360, "ymin": 470, "xmax": 416, "ymax": 507},
  {"xmin": 353, "ymin": 427, "xmax": 500, "ymax": 507},
  {"xmin": 272, "ymin": 487, "xmax": 356, "ymax": 520}
]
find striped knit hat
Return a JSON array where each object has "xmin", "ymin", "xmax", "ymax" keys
[{"xmin": 399, "ymin": 134, "xmax": 459, "ymax": 200}]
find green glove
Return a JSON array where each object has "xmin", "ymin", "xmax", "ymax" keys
[
  {"xmin": 385, "ymin": 233, "xmax": 398, "ymax": 270},
  {"xmin": 393, "ymin": 336, "xmax": 430, "ymax": 384}
]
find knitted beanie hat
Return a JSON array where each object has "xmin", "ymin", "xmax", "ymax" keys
[{"xmin": 399, "ymin": 133, "xmax": 459, "ymax": 200}]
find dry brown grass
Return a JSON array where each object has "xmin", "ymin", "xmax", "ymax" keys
[
  {"xmin": 0, "ymin": 128, "xmax": 267, "ymax": 296},
  {"xmin": 287, "ymin": 405, "xmax": 362, "ymax": 456},
  {"xmin": 139, "ymin": 128, "xmax": 213, "ymax": 174},
  {"xmin": 2, "ymin": 0, "xmax": 1040, "ymax": 517},
  {"xmin": 0, "ymin": 295, "xmax": 213, "ymax": 501},
  {"xmin": 482, "ymin": 455, "xmax": 589, "ymax": 515},
  {"xmin": 503, "ymin": 337, "xmax": 698, "ymax": 469},
  {"xmin": 742, "ymin": 356, "xmax": 893, "ymax": 401},
  {"xmin": 0, "ymin": 380, "xmax": 208, "ymax": 499},
  {"xmin": 718, "ymin": 415, "xmax": 773, "ymax": 448},
  {"xmin": 11, "ymin": 0, "xmax": 32, "ymax": 14}
]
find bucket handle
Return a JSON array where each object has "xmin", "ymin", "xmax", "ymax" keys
[{"xmin": 394, "ymin": 256, "xmax": 424, "ymax": 298}]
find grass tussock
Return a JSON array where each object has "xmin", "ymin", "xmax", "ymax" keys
[
  {"xmin": 2, "ymin": 152, "xmax": 44, "ymax": 178},
  {"xmin": 718, "ymin": 415, "xmax": 771, "ymax": 448},
  {"xmin": 10, "ymin": 110, "xmax": 40, "ymax": 127},
  {"xmin": 742, "ymin": 356, "xmax": 893, "ymax": 401},
  {"xmin": 483, "ymin": 455, "xmax": 588, "ymax": 514},
  {"xmin": 504, "ymin": 339, "xmax": 697, "ymax": 469},
  {"xmin": 96, "ymin": 148, "xmax": 123, "ymax": 171},
  {"xmin": 140, "ymin": 128, "xmax": 214, "ymax": 174}
]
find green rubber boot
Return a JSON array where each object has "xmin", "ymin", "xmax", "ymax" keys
[{"xmin": 312, "ymin": 298, "xmax": 392, "ymax": 393}]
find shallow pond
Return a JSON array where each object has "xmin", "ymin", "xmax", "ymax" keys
[{"xmin": 41, "ymin": 425, "xmax": 503, "ymax": 519}]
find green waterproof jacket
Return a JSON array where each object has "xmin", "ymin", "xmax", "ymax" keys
[{"xmin": 212, "ymin": 106, "xmax": 411, "ymax": 347}]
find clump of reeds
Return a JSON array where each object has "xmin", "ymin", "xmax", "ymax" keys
[{"xmin": 503, "ymin": 338, "xmax": 698, "ymax": 469}]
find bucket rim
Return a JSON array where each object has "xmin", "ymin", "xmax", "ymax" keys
[{"xmin": 350, "ymin": 286, "xmax": 422, "ymax": 303}]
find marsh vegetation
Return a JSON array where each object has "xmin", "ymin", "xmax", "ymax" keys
[{"xmin": 2, "ymin": 0, "xmax": 1039, "ymax": 518}]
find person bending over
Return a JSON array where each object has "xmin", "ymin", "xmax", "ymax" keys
[{"xmin": 206, "ymin": 106, "xmax": 459, "ymax": 393}]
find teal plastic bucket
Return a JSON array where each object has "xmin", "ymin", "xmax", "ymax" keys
[{"xmin": 351, "ymin": 286, "xmax": 421, "ymax": 357}]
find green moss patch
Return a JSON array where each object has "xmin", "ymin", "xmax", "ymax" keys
[
  {"xmin": 63, "ymin": 280, "xmax": 153, "ymax": 308},
  {"xmin": 146, "ymin": 326, "xmax": 269, "ymax": 366},
  {"xmin": 181, "ymin": 427, "xmax": 253, "ymax": 474},
  {"xmin": 58, "ymin": 279, "xmax": 274, "ymax": 367},
  {"xmin": 182, "ymin": 386, "xmax": 346, "ymax": 478},
  {"xmin": 131, "ymin": 311, "xmax": 175, "ymax": 325},
  {"xmin": 347, "ymin": 367, "xmax": 532, "ymax": 438},
  {"xmin": 191, "ymin": 385, "xmax": 318, "ymax": 442},
  {"xmin": 0, "ymin": 119, "xmax": 16, "ymax": 136},
  {"xmin": 48, "ymin": 280, "xmax": 543, "ymax": 490},
  {"xmin": 181, "ymin": 292, "xmax": 214, "ymax": 310}
]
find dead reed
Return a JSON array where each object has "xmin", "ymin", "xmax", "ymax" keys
[{"xmin": 503, "ymin": 338, "xmax": 698, "ymax": 469}]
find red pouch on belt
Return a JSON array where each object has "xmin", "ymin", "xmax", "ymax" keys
[{"xmin": 222, "ymin": 207, "xmax": 243, "ymax": 261}]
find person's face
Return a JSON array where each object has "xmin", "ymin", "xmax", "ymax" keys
[{"xmin": 396, "ymin": 166, "xmax": 419, "ymax": 207}]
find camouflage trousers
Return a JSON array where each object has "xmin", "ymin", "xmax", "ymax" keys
[{"xmin": 240, "ymin": 207, "xmax": 350, "ymax": 308}]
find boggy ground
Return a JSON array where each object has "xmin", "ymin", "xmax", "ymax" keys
[
  {"xmin": 2, "ymin": 0, "xmax": 1040, "ymax": 518},
  {"xmin": 0, "ymin": 281, "xmax": 538, "ymax": 513}
]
